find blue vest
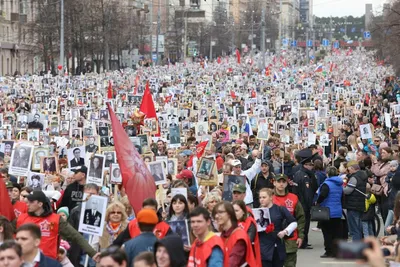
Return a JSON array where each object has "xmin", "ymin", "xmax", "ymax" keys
[{"xmin": 320, "ymin": 177, "xmax": 343, "ymax": 218}]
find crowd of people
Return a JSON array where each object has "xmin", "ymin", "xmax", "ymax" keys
[{"xmin": 0, "ymin": 48, "xmax": 398, "ymax": 267}]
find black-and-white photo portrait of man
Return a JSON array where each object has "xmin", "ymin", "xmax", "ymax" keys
[{"xmin": 83, "ymin": 198, "xmax": 103, "ymax": 227}]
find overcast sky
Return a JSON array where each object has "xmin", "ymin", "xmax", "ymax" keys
[{"xmin": 313, "ymin": 0, "xmax": 388, "ymax": 17}]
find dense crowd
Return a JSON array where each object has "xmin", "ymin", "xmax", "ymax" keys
[{"xmin": 0, "ymin": 48, "xmax": 398, "ymax": 267}]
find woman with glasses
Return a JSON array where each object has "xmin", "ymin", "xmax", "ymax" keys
[
  {"xmin": 99, "ymin": 246, "xmax": 128, "ymax": 267},
  {"xmin": 212, "ymin": 201, "xmax": 257, "ymax": 267},
  {"xmin": 99, "ymin": 202, "xmax": 128, "ymax": 249}
]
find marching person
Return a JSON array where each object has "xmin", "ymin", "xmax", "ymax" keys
[
  {"xmin": 212, "ymin": 201, "xmax": 257, "ymax": 267},
  {"xmin": 273, "ymin": 174, "xmax": 305, "ymax": 266},
  {"xmin": 16, "ymin": 190, "xmax": 97, "ymax": 260}
]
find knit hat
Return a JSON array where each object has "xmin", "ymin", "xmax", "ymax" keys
[
  {"xmin": 390, "ymin": 160, "xmax": 399, "ymax": 169},
  {"xmin": 137, "ymin": 209, "xmax": 158, "ymax": 225},
  {"xmin": 57, "ymin": 206, "xmax": 69, "ymax": 218},
  {"xmin": 59, "ymin": 240, "xmax": 70, "ymax": 252}
]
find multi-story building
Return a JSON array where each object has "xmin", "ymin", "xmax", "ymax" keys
[
  {"xmin": 0, "ymin": 0, "xmax": 40, "ymax": 75},
  {"xmin": 281, "ymin": 0, "xmax": 300, "ymax": 38},
  {"xmin": 365, "ymin": 3, "xmax": 373, "ymax": 31}
]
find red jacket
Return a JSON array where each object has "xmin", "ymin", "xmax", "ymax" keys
[
  {"xmin": 221, "ymin": 227, "xmax": 257, "ymax": 267},
  {"xmin": 188, "ymin": 232, "xmax": 224, "ymax": 267},
  {"xmin": 17, "ymin": 213, "xmax": 61, "ymax": 259}
]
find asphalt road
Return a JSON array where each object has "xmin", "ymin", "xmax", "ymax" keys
[{"xmin": 297, "ymin": 222, "xmax": 368, "ymax": 267}]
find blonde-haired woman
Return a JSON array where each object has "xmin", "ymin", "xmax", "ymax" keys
[
  {"xmin": 203, "ymin": 192, "xmax": 221, "ymax": 231},
  {"xmin": 99, "ymin": 201, "xmax": 128, "ymax": 249}
]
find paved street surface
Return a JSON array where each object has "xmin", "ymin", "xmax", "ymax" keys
[{"xmin": 298, "ymin": 222, "xmax": 364, "ymax": 267}]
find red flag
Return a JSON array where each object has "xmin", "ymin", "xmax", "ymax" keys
[
  {"xmin": 265, "ymin": 67, "xmax": 271, "ymax": 76},
  {"xmin": 230, "ymin": 90, "xmax": 237, "ymax": 99},
  {"xmin": 107, "ymin": 80, "xmax": 113, "ymax": 99},
  {"xmin": 329, "ymin": 62, "xmax": 334, "ymax": 72},
  {"xmin": 107, "ymin": 103, "xmax": 156, "ymax": 214},
  {"xmin": 140, "ymin": 81, "xmax": 157, "ymax": 119},
  {"xmin": 0, "ymin": 180, "xmax": 15, "ymax": 221},
  {"xmin": 187, "ymin": 141, "xmax": 209, "ymax": 168},
  {"xmin": 236, "ymin": 49, "xmax": 241, "ymax": 64},
  {"xmin": 134, "ymin": 75, "xmax": 140, "ymax": 95},
  {"xmin": 217, "ymin": 56, "xmax": 221, "ymax": 64},
  {"xmin": 164, "ymin": 95, "xmax": 172, "ymax": 103}
]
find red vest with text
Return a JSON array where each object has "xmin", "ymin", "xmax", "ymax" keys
[
  {"xmin": 273, "ymin": 193, "xmax": 299, "ymax": 241},
  {"xmin": 188, "ymin": 233, "xmax": 224, "ymax": 267},
  {"xmin": 221, "ymin": 227, "xmax": 257, "ymax": 267},
  {"xmin": 13, "ymin": 201, "xmax": 27, "ymax": 218},
  {"xmin": 238, "ymin": 217, "xmax": 262, "ymax": 266},
  {"xmin": 17, "ymin": 213, "xmax": 60, "ymax": 259},
  {"xmin": 128, "ymin": 219, "xmax": 170, "ymax": 239}
]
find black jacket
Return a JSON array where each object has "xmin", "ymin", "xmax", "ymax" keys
[
  {"xmin": 251, "ymin": 171, "xmax": 275, "ymax": 208},
  {"xmin": 292, "ymin": 166, "xmax": 318, "ymax": 211},
  {"xmin": 59, "ymin": 182, "xmax": 84, "ymax": 213},
  {"xmin": 344, "ymin": 170, "xmax": 367, "ymax": 212},
  {"xmin": 153, "ymin": 235, "xmax": 186, "ymax": 267}
]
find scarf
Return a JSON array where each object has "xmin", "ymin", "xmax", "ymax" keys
[{"xmin": 106, "ymin": 222, "xmax": 123, "ymax": 244}]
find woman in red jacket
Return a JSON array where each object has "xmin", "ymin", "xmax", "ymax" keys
[
  {"xmin": 212, "ymin": 201, "xmax": 257, "ymax": 267},
  {"xmin": 233, "ymin": 200, "xmax": 261, "ymax": 266}
]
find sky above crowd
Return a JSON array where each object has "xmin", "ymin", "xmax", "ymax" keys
[{"xmin": 313, "ymin": 0, "xmax": 388, "ymax": 17}]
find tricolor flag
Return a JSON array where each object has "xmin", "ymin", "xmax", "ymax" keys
[
  {"xmin": 273, "ymin": 72, "xmax": 280, "ymax": 80},
  {"xmin": 314, "ymin": 64, "xmax": 323, "ymax": 73},
  {"xmin": 244, "ymin": 116, "xmax": 253, "ymax": 136}
]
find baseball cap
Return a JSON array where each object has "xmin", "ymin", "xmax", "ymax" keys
[
  {"xmin": 137, "ymin": 209, "xmax": 158, "ymax": 224},
  {"xmin": 26, "ymin": 191, "xmax": 48, "ymax": 203},
  {"xmin": 231, "ymin": 159, "xmax": 242, "ymax": 167},
  {"xmin": 232, "ymin": 184, "xmax": 246, "ymax": 193},
  {"xmin": 274, "ymin": 174, "xmax": 288, "ymax": 181},
  {"xmin": 261, "ymin": 160, "xmax": 270, "ymax": 166},
  {"xmin": 72, "ymin": 165, "xmax": 88, "ymax": 175},
  {"xmin": 176, "ymin": 169, "xmax": 194, "ymax": 180},
  {"xmin": 5, "ymin": 181, "xmax": 13, "ymax": 188}
]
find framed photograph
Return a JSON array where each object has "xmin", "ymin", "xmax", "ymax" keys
[
  {"xmin": 360, "ymin": 124, "xmax": 373, "ymax": 139},
  {"xmin": 3, "ymin": 140, "xmax": 14, "ymax": 158},
  {"xmin": 138, "ymin": 134, "xmax": 150, "ymax": 154},
  {"xmin": 85, "ymin": 136, "xmax": 99, "ymax": 153},
  {"xmin": 83, "ymin": 126, "xmax": 95, "ymax": 137},
  {"xmin": 169, "ymin": 126, "xmax": 181, "ymax": 147},
  {"xmin": 142, "ymin": 154, "xmax": 153, "ymax": 164},
  {"xmin": 99, "ymin": 126, "xmax": 109, "ymax": 137},
  {"xmin": 222, "ymin": 175, "xmax": 246, "ymax": 201},
  {"xmin": 40, "ymin": 156, "xmax": 58, "ymax": 174},
  {"xmin": 9, "ymin": 144, "xmax": 34, "ymax": 176},
  {"xmin": 27, "ymin": 172, "xmax": 45, "ymax": 191},
  {"xmin": 100, "ymin": 136, "xmax": 110, "ymax": 148},
  {"xmin": 195, "ymin": 122, "xmax": 208, "ymax": 138},
  {"xmin": 67, "ymin": 146, "xmax": 85, "ymax": 170},
  {"xmin": 230, "ymin": 123, "xmax": 239, "ymax": 139},
  {"xmin": 252, "ymin": 208, "xmax": 271, "ymax": 232},
  {"xmin": 110, "ymin": 163, "xmax": 122, "ymax": 184},
  {"xmin": 32, "ymin": 147, "xmax": 49, "ymax": 171},
  {"xmin": 60, "ymin": 121, "xmax": 70, "ymax": 136},
  {"xmin": 71, "ymin": 128, "xmax": 82, "ymax": 139},
  {"xmin": 147, "ymin": 161, "xmax": 166, "ymax": 185},
  {"xmin": 171, "ymin": 188, "xmax": 187, "ymax": 200},
  {"xmin": 87, "ymin": 154, "xmax": 105, "ymax": 187},
  {"xmin": 257, "ymin": 122, "xmax": 269, "ymax": 140},
  {"xmin": 27, "ymin": 129, "xmax": 40, "ymax": 142},
  {"xmin": 78, "ymin": 194, "xmax": 108, "ymax": 236},
  {"xmin": 0, "ymin": 129, "xmax": 8, "ymax": 141},
  {"xmin": 103, "ymin": 151, "xmax": 116, "ymax": 170},
  {"xmin": 167, "ymin": 220, "xmax": 190, "ymax": 246},
  {"xmin": 167, "ymin": 158, "xmax": 178, "ymax": 175},
  {"xmin": 196, "ymin": 158, "xmax": 215, "ymax": 180}
]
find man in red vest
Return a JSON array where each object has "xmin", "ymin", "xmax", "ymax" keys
[
  {"xmin": 273, "ymin": 174, "xmax": 306, "ymax": 267},
  {"xmin": 113, "ymin": 198, "xmax": 172, "ymax": 246},
  {"xmin": 6, "ymin": 181, "xmax": 27, "ymax": 218},
  {"xmin": 15, "ymin": 191, "xmax": 96, "ymax": 260},
  {"xmin": 188, "ymin": 207, "xmax": 224, "ymax": 267}
]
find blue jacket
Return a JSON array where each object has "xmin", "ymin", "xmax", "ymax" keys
[
  {"xmin": 124, "ymin": 232, "xmax": 158, "ymax": 267},
  {"xmin": 38, "ymin": 252, "xmax": 62, "ymax": 267},
  {"xmin": 319, "ymin": 176, "xmax": 343, "ymax": 218}
]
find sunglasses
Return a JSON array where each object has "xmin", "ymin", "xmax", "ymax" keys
[{"xmin": 110, "ymin": 211, "xmax": 122, "ymax": 215}]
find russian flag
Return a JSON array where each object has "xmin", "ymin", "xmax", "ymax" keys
[
  {"xmin": 273, "ymin": 72, "xmax": 280, "ymax": 80},
  {"xmin": 244, "ymin": 117, "xmax": 253, "ymax": 135},
  {"xmin": 314, "ymin": 64, "xmax": 323, "ymax": 72}
]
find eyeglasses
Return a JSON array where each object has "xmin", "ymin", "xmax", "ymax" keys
[
  {"xmin": 110, "ymin": 211, "xmax": 122, "ymax": 215},
  {"xmin": 373, "ymin": 140, "xmax": 380, "ymax": 143}
]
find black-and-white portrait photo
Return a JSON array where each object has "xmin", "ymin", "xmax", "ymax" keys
[
  {"xmin": 85, "ymin": 136, "xmax": 99, "ymax": 153},
  {"xmin": 104, "ymin": 151, "xmax": 116, "ymax": 169},
  {"xmin": 78, "ymin": 194, "xmax": 108, "ymax": 236},
  {"xmin": 41, "ymin": 156, "xmax": 58, "ymax": 173},
  {"xmin": 167, "ymin": 220, "xmax": 190, "ymax": 246},
  {"xmin": 28, "ymin": 172, "xmax": 45, "ymax": 191},
  {"xmin": 32, "ymin": 147, "xmax": 48, "ymax": 170},
  {"xmin": 148, "ymin": 161, "xmax": 166, "ymax": 185},
  {"xmin": 110, "ymin": 163, "xmax": 122, "ymax": 184},
  {"xmin": 87, "ymin": 154, "xmax": 105, "ymax": 187},
  {"xmin": 167, "ymin": 159, "xmax": 177, "ymax": 175},
  {"xmin": 197, "ymin": 158, "xmax": 214, "ymax": 180},
  {"xmin": 68, "ymin": 146, "xmax": 85, "ymax": 169},
  {"xmin": 99, "ymin": 126, "xmax": 109, "ymax": 137},
  {"xmin": 253, "ymin": 208, "xmax": 271, "ymax": 232},
  {"xmin": 10, "ymin": 145, "xmax": 34, "ymax": 176},
  {"xmin": 27, "ymin": 129, "xmax": 40, "ymax": 142},
  {"xmin": 169, "ymin": 126, "xmax": 181, "ymax": 146}
]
